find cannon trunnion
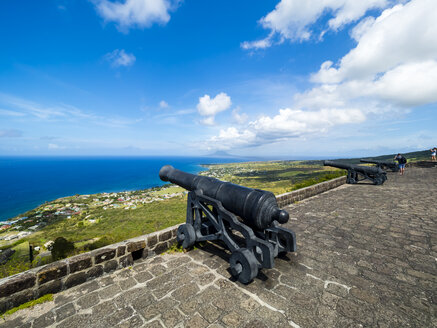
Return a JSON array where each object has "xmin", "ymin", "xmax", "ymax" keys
[
  {"xmin": 159, "ymin": 165, "xmax": 296, "ymax": 284},
  {"xmin": 323, "ymin": 160, "xmax": 387, "ymax": 185}
]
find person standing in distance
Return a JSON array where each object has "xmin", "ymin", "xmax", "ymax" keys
[
  {"xmin": 394, "ymin": 153, "xmax": 407, "ymax": 176},
  {"xmin": 430, "ymin": 147, "xmax": 436, "ymax": 162}
]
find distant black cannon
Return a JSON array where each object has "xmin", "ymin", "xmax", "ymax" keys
[
  {"xmin": 360, "ymin": 159, "xmax": 399, "ymax": 172},
  {"xmin": 323, "ymin": 160, "xmax": 387, "ymax": 185},
  {"xmin": 159, "ymin": 165, "xmax": 296, "ymax": 283}
]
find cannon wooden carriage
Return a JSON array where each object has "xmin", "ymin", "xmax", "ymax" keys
[
  {"xmin": 324, "ymin": 160, "xmax": 387, "ymax": 185},
  {"xmin": 159, "ymin": 165, "xmax": 296, "ymax": 283}
]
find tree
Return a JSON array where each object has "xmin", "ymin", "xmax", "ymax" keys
[{"xmin": 51, "ymin": 237, "xmax": 75, "ymax": 260}]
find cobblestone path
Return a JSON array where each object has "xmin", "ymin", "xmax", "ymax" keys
[{"xmin": 1, "ymin": 167, "xmax": 436, "ymax": 327}]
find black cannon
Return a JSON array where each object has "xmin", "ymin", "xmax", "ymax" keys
[
  {"xmin": 159, "ymin": 165, "xmax": 296, "ymax": 283},
  {"xmin": 360, "ymin": 159, "xmax": 399, "ymax": 172},
  {"xmin": 323, "ymin": 160, "xmax": 387, "ymax": 185}
]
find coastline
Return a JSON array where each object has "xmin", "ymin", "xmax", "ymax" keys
[{"xmin": 0, "ymin": 157, "xmax": 232, "ymax": 222}]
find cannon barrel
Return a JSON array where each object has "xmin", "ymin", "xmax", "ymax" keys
[
  {"xmin": 323, "ymin": 160, "xmax": 384, "ymax": 174},
  {"xmin": 360, "ymin": 159, "xmax": 399, "ymax": 172},
  {"xmin": 159, "ymin": 165, "xmax": 289, "ymax": 230},
  {"xmin": 360, "ymin": 159, "xmax": 380, "ymax": 164},
  {"xmin": 360, "ymin": 159, "xmax": 393, "ymax": 165}
]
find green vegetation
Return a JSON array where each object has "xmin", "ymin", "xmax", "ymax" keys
[
  {"xmin": 289, "ymin": 171, "xmax": 346, "ymax": 191},
  {"xmin": 0, "ymin": 241, "xmax": 33, "ymax": 278},
  {"xmin": 0, "ymin": 258, "xmax": 32, "ymax": 279},
  {"xmin": 51, "ymin": 237, "xmax": 75, "ymax": 260},
  {"xmin": 201, "ymin": 160, "xmax": 344, "ymax": 195},
  {"xmin": 330, "ymin": 149, "xmax": 431, "ymax": 165},
  {"xmin": 166, "ymin": 242, "xmax": 185, "ymax": 254},
  {"xmin": 25, "ymin": 196, "xmax": 187, "ymax": 247},
  {"xmin": 4, "ymin": 150, "xmax": 428, "ymax": 278},
  {"xmin": 1, "ymin": 294, "xmax": 53, "ymax": 317},
  {"xmin": 151, "ymin": 186, "xmax": 184, "ymax": 196}
]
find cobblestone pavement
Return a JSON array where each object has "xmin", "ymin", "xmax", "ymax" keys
[{"xmin": 2, "ymin": 167, "xmax": 436, "ymax": 327}]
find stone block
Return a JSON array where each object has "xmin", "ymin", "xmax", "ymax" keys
[
  {"xmin": 11, "ymin": 289, "xmax": 34, "ymax": 308},
  {"xmin": 33, "ymin": 311, "xmax": 55, "ymax": 328},
  {"xmin": 0, "ymin": 297, "xmax": 11, "ymax": 314},
  {"xmin": 36, "ymin": 279, "xmax": 62, "ymax": 298},
  {"xmin": 154, "ymin": 242, "xmax": 168, "ymax": 254},
  {"xmin": 159, "ymin": 230, "xmax": 172, "ymax": 242},
  {"xmin": 119, "ymin": 254, "xmax": 133, "ymax": 268},
  {"xmin": 104, "ymin": 260, "xmax": 118, "ymax": 273},
  {"xmin": 55, "ymin": 302, "xmax": 76, "ymax": 321},
  {"xmin": 147, "ymin": 235, "xmax": 158, "ymax": 248},
  {"xmin": 87, "ymin": 265, "xmax": 103, "ymax": 279},
  {"xmin": 37, "ymin": 262, "xmax": 68, "ymax": 285},
  {"xmin": 142, "ymin": 248, "xmax": 151, "ymax": 259},
  {"xmin": 94, "ymin": 248, "xmax": 116, "ymax": 264},
  {"xmin": 117, "ymin": 245, "xmax": 126, "ymax": 257},
  {"xmin": 127, "ymin": 240, "xmax": 146, "ymax": 253},
  {"xmin": 68, "ymin": 254, "xmax": 92, "ymax": 273},
  {"xmin": 0, "ymin": 273, "xmax": 36, "ymax": 298},
  {"xmin": 64, "ymin": 272, "xmax": 87, "ymax": 289},
  {"xmin": 77, "ymin": 292, "xmax": 99, "ymax": 310}
]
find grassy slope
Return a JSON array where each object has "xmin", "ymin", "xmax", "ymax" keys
[
  {"xmin": 26, "ymin": 196, "xmax": 187, "ymax": 246},
  {"xmin": 331, "ymin": 150, "xmax": 431, "ymax": 164},
  {"xmin": 202, "ymin": 160, "xmax": 344, "ymax": 195},
  {"xmin": 1, "ymin": 149, "xmax": 429, "ymax": 277}
]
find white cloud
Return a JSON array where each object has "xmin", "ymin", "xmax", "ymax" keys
[
  {"xmin": 0, "ymin": 108, "xmax": 26, "ymax": 117},
  {"xmin": 253, "ymin": 108, "xmax": 365, "ymax": 137},
  {"xmin": 159, "ymin": 100, "xmax": 169, "ymax": 108},
  {"xmin": 312, "ymin": 0, "xmax": 437, "ymax": 83},
  {"xmin": 232, "ymin": 108, "xmax": 248, "ymax": 124},
  {"xmin": 242, "ymin": 0, "xmax": 389, "ymax": 49},
  {"xmin": 94, "ymin": 0, "xmax": 179, "ymax": 31},
  {"xmin": 208, "ymin": 108, "xmax": 365, "ymax": 150},
  {"xmin": 197, "ymin": 92, "xmax": 232, "ymax": 125},
  {"xmin": 0, "ymin": 129, "xmax": 23, "ymax": 138},
  {"xmin": 48, "ymin": 143, "xmax": 66, "ymax": 149},
  {"xmin": 301, "ymin": 0, "xmax": 437, "ymax": 112},
  {"xmin": 241, "ymin": 32, "xmax": 274, "ymax": 50},
  {"xmin": 105, "ymin": 49, "xmax": 136, "ymax": 67},
  {"xmin": 0, "ymin": 93, "xmax": 142, "ymax": 127},
  {"xmin": 370, "ymin": 60, "xmax": 437, "ymax": 107},
  {"xmin": 212, "ymin": 0, "xmax": 437, "ymax": 151},
  {"xmin": 200, "ymin": 116, "xmax": 215, "ymax": 126},
  {"xmin": 209, "ymin": 127, "xmax": 256, "ymax": 150}
]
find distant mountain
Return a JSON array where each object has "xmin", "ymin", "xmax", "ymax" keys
[{"xmin": 206, "ymin": 151, "xmax": 240, "ymax": 158}]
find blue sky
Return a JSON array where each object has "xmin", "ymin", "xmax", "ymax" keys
[{"xmin": 0, "ymin": 0, "xmax": 436, "ymax": 158}]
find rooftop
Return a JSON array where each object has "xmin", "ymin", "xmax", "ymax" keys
[{"xmin": 1, "ymin": 166, "xmax": 436, "ymax": 327}]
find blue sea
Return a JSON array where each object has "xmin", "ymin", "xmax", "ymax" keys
[{"xmin": 0, "ymin": 156, "xmax": 240, "ymax": 222}]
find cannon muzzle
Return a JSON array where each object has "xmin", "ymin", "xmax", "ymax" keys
[{"xmin": 159, "ymin": 165, "xmax": 288, "ymax": 230}]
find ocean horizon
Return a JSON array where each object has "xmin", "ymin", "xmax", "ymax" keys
[{"xmin": 0, "ymin": 156, "xmax": 244, "ymax": 222}]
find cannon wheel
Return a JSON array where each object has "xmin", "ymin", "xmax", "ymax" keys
[
  {"xmin": 374, "ymin": 177, "xmax": 385, "ymax": 185},
  {"xmin": 230, "ymin": 248, "xmax": 259, "ymax": 284},
  {"xmin": 177, "ymin": 224, "xmax": 196, "ymax": 249}
]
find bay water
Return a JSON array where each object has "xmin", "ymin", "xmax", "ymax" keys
[{"xmin": 0, "ymin": 156, "xmax": 238, "ymax": 221}]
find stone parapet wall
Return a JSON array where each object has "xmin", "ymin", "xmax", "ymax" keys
[
  {"xmin": 276, "ymin": 176, "xmax": 346, "ymax": 207},
  {"xmin": 0, "ymin": 176, "xmax": 346, "ymax": 313},
  {"xmin": 0, "ymin": 225, "xmax": 179, "ymax": 314},
  {"xmin": 407, "ymin": 160, "xmax": 437, "ymax": 168}
]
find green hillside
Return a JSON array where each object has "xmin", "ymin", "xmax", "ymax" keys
[{"xmin": 0, "ymin": 149, "xmax": 432, "ymax": 278}]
